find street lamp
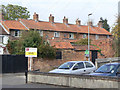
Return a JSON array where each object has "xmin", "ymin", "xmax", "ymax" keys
[{"xmin": 88, "ymin": 13, "xmax": 92, "ymax": 61}]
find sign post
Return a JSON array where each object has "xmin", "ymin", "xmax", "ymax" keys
[
  {"xmin": 25, "ymin": 48, "xmax": 37, "ymax": 71},
  {"xmin": 85, "ymin": 50, "xmax": 89, "ymax": 58}
]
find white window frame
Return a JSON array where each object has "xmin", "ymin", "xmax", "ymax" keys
[
  {"xmin": 14, "ymin": 31, "xmax": 20, "ymax": 37},
  {"xmin": 83, "ymin": 34, "xmax": 87, "ymax": 38},
  {"xmin": 107, "ymin": 35, "xmax": 109, "ymax": 39},
  {"xmin": 54, "ymin": 32, "xmax": 60, "ymax": 37},
  {"xmin": 95, "ymin": 35, "xmax": 99, "ymax": 40},
  {"xmin": 0, "ymin": 36, "xmax": 3, "ymax": 43},
  {"xmin": 39, "ymin": 30, "xmax": 43, "ymax": 37},
  {"xmin": 69, "ymin": 33, "xmax": 74, "ymax": 39}
]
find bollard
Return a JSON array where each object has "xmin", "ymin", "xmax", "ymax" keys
[{"xmin": 25, "ymin": 70, "xmax": 28, "ymax": 83}]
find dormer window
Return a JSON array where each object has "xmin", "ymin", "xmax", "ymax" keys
[
  {"xmin": 95, "ymin": 35, "xmax": 99, "ymax": 40},
  {"xmin": 64, "ymin": 34, "xmax": 67, "ymax": 38},
  {"xmin": 0, "ymin": 36, "xmax": 3, "ymax": 43},
  {"xmin": 83, "ymin": 34, "xmax": 87, "ymax": 38},
  {"xmin": 107, "ymin": 35, "xmax": 109, "ymax": 39},
  {"xmin": 54, "ymin": 32, "xmax": 60, "ymax": 37},
  {"xmin": 39, "ymin": 30, "xmax": 43, "ymax": 36},
  {"xmin": 69, "ymin": 33, "xmax": 74, "ymax": 39},
  {"xmin": 14, "ymin": 31, "xmax": 20, "ymax": 37}
]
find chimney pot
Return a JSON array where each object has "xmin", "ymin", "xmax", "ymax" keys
[
  {"xmin": 63, "ymin": 16, "xmax": 68, "ymax": 25},
  {"xmin": 98, "ymin": 21, "xmax": 103, "ymax": 28},
  {"xmin": 33, "ymin": 12, "xmax": 39, "ymax": 21},
  {"xmin": 87, "ymin": 21, "xmax": 93, "ymax": 26},
  {"xmin": 76, "ymin": 18, "xmax": 81, "ymax": 26},
  {"xmin": 49, "ymin": 14, "xmax": 54, "ymax": 23}
]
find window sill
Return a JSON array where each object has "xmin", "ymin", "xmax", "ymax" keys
[
  {"xmin": 54, "ymin": 37, "xmax": 59, "ymax": 38},
  {"xmin": 69, "ymin": 38, "xmax": 74, "ymax": 40},
  {"xmin": 14, "ymin": 36, "xmax": 20, "ymax": 37}
]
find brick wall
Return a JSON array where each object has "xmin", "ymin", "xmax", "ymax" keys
[
  {"xmin": 33, "ymin": 58, "xmax": 77, "ymax": 72},
  {"xmin": 32, "ymin": 38, "xmax": 115, "ymax": 72},
  {"xmin": 32, "ymin": 50, "xmax": 92, "ymax": 72},
  {"xmin": 32, "ymin": 31, "xmax": 114, "ymax": 72},
  {"xmin": 62, "ymin": 50, "xmax": 87, "ymax": 61},
  {"xmin": 42, "ymin": 30, "xmax": 110, "ymax": 42},
  {"xmin": 91, "ymin": 39, "xmax": 115, "ymax": 59}
]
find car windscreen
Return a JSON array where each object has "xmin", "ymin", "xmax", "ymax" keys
[
  {"xmin": 58, "ymin": 62, "xmax": 75, "ymax": 69},
  {"xmin": 95, "ymin": 64, "xmax": 117, "ymax": 73}
]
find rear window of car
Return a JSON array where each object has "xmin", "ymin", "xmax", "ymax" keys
[
  {"xmin": 74, "ymin": 62, "xmax": 85, "ymax": 69},
  {"xmin": 85, "ymin": 62, "xmax": 93, "ymax": 68}
]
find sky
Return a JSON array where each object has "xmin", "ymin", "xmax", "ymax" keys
[{"xmin": 1, "ymin": 0, "xmax": 120, "ymax": 30}]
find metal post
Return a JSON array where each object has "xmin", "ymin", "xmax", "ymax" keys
[
  {"xmin": 88, "ymin": 13, "xmax": 92, "ymax": 61},
  {"xmin": 30, "ymin": 57, "xmax": 32, "ymax": 71},
  {"xmin": 25, "ymin": 70, "xmax": 28, "ymax": 83}
]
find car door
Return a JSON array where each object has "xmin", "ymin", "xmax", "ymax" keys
[
  {"xmin": 71, "ymin": 62, "xmax": 86, "ymax": 74},
  {"xmin": 84, "ymin": 62, "xmax": 95, "ymax": 74},
  {"xmin": 116, "ymin": 65, "xmax": 120, "ymax": 77}
]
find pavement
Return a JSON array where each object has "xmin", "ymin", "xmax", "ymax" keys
[{"xmin": 1, "ymin": 73, "xmax": 70, "ymax": 89}]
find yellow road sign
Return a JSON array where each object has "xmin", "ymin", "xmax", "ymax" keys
[{"xmin": 25, "ymin": 48, "xmax": 37, "ymax": 57}]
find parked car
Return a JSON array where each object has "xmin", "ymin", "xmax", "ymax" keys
[
  {"xmin": 49, "ymin": 61, "xmax": 96, "ymax": 75},
  {"xmin": 88, "ymin": 62, "xmax": 120, "ymax": 77}
]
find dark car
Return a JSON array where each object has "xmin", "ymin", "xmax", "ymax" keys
[{"xmin": 88, "ymin": 63, "xmax": 120, "ymax": 77}]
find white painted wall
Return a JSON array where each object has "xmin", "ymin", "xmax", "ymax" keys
[
  {"xmin": 3, "ymin": 36, "xmax": 9, "ymax": 44},
  {"xmin": 0, "ymin": 35, "xmax": 9, "ymax": 45},
  {"xmin": 0, "ymin": 47, "xmax": 3, "ymax": 54}
]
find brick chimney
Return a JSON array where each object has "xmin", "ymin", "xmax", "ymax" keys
[
  {"xmin": 33, "ymin": 12, "xmax": 39, "ymax": 21},
  {"xmin": 49, "ymin": 14, "xmax": 54, "ymax": 23},
  {"xmin": 63, "ymin": 16, "xmax": 68, "ymax": 25},
  {"xmin": 87, "ymin": 21, "xmax": 93, "ymax": 26},
  {"xmin": 76, "ymin": 18, "xmax": 81, "ymax": 26},
  {"xmin": 97, "ymin": 21, "xmax": 103, "ymax": 28}
]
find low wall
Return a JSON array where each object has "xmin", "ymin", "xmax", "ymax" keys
[
  {"xmin": 28, "ymin": 72, "xmax": 120, "ymax": 89},
  {"xmin": 95, "ymin": 57, "xmax": 120, "ymax": 68}
]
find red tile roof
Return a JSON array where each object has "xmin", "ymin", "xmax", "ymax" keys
[
  {"xmin": 73, "ymin": 45, "xmax": 99, "ymax": 50},
  {"xmin": 50, "ymin": 41, "xmax": 74, "ymax": 49},
  {"xmin": 1, "ymin": 19, "xmax": 112, "ymax": 35},
  {"xmin": 0, "ymin": 26, "xmax": 8, "ymax": 35},
  {"xmin": 1, "ymin": 20, "xmax": 28, "ymax": 30},
  {"xmin": 19, "ymin": 19, "xmax": 112, "ymax": 35}
]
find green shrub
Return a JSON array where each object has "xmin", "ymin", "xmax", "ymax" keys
[{"xmin": 7, "ymin": 30, "xmax": 56, "ymax": 59}]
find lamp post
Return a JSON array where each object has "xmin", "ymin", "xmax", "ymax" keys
[{"xmin": 88, "ymin": 13, "xmax": 92, "ymax": 61}]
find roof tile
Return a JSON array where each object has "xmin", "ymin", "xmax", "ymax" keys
[
  {"xmin": 1, "ymin": 19, "xmax": 112, "ymax": 35},
  {"xmin": 1, "ymin": 20, "xmax": 28, "ymax": 30},
  {"xmin": 19, "ymin": 19, "xmax": 112, "ymax": 35},
  {"xmin": 50, "ymin": 41, "xmax": 74, "ymax": 49}
]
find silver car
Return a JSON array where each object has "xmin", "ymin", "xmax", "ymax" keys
[{"xmin": 49, "ymin": 61, "xmax": 96, "ymax": 75}]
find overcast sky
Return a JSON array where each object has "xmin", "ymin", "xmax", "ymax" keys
[{"xmin": 1, "ymin": 0, "xmax": 119, "ymax": 29}]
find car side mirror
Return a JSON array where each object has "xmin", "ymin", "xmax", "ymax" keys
[{"xmin": 116, "ymin": 72, "xmax": 120, "ymax": 75}]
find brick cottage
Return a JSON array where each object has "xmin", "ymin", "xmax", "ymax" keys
[{"xmin": 0, "ymin": 12, "xmax": 114, "ymax": 70}]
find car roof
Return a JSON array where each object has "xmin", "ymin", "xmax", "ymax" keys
[
  {"xmin": 67, "ymin": 61, "xmax": 92, "ymax": 63},
  {"xmin": 105, "ymin": 62, "xmax": 120, "ymax": 65}
]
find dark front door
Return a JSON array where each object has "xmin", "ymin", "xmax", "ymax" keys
[
  {"xmin": 91, "ymin": 50, "xmax": 98, "ymax": 64},
  {"xmin": 56, "ymin": 51, "xmax": 62, "ymax": 59}
]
